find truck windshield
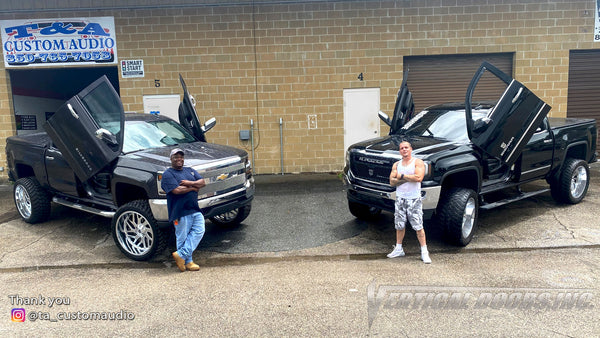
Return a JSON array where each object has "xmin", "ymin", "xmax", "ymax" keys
[
  {"xmin": 122, "ymin": 119, "xmax": 197, "ymax": 153},
  {"xmin": 400, "ymin": 109, "xmax": 488, "ymax": 141}
]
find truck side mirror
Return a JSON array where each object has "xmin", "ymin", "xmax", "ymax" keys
[
  {"xmin": 201, "ymin": 117, "xmax": 216, "ymax": 133},
  {"xmin": 378, "ymin": 111, "xmax": 391, "ymax": 126}
]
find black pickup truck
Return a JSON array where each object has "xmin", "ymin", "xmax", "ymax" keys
[
  {"xmin": 344, "ymin": 62, "xmax": 597, "ymax": 245},
  {"xmin": 6, "ymin": 75, "xmax": 254, "ymax": 261}
]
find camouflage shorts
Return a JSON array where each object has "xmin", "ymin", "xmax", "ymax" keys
[{"xmin": 394, "ymin": 197, "xmax": 423, "ymax": 231}]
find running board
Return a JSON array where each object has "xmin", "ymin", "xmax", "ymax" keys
[
  {"xmin": 52, "ymin": 197, "xmax": 115, "ymax": 218},
  {"xmin": 480, "ymin": 188, "xmax": 550, "ymax": 210}
]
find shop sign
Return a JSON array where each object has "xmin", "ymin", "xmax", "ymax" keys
[
  {"xmin": 596, "ymin": 2, "xmax": 600, "ymax": 42},
  {"xmin": 121, "ymin": 59, "xmax": 144, "ymax": 78},
  {"xmin": 16, "ymin": 115, "xmax": 37, "ymax": 130},
  {"xmin": 1, "ymin": 17, "xmax": 117, "ymax": 67}
]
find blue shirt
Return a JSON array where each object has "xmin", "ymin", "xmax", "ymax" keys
[{"xmin": 161, "ymin": 167, "xmax": 203, "ymax": 222}]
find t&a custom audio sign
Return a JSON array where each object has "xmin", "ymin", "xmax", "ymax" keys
[{"xmin": 1, "ymin": 17, "xmax": 117, "ymax": 67}]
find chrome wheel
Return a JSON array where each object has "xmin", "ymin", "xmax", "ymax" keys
[
  {"xmin": 114, "ymin": 210, "xmax": 155, "ymax": 257},
  {"xmin": 14, "ymin": 184, "xmax": 32, "ymax": 219},
  {"xmin": 212, "ymin": 209, "xmax": 239, "ymax": 223},
  {"xmin": 209, "ymin": 204, "xmax": 251, "ymax": 227},
  {"xmin": 550, "ymin": 158, "xmax": 590, "ymax": 204},
  {"xmin": 570, "ymin": 165, "xmax": 588, "ymax": 200},
  {"xmin": 112, "ymin": 200, "xmax": 165, "ymax": 261},
  {"xmin": 438, "ymin": 187, "xmax": 478, "ymax": 246},
  {"xmin": 13, "ymin": 177, "xmax": 51, "ymax": 224},
  {"xmin": 462, "ymin": 197, "xmax": 476, "ymax": 239}
]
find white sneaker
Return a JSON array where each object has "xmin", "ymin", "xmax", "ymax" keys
[
  {"xmin": 421, "ymin": 251, "xmax": 432, "ymax": 264},
  {"xmin": 387, "ymin": 245, "xmax": 405, "ymax": 258}
]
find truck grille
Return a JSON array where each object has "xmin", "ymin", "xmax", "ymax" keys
[
  {"xmin": 157, "ymin": 157, "xmax": 246, "ymax": 198},
  {"xmin": 192, "ymin": 158, "xmax": 246, "ymax": 199},
  {"xmin": 349, "ymin": 151, "xmax": 397, "ymax": 185}
]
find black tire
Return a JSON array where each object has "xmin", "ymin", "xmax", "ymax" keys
[
  {"xmin": 13, "ymin": 177, "xmax": 51, "ymax": 224},
  {"xmin": 348, "ymin": 201, "xmax": 382, "ymax": 220},
  {"xmin": 437, "ymin": 187, "xmax": 478, "ymax": 246},
  {"xmin": 111, "ymin": 200, "xmax": 166, "ymax": 261},
  {"xmin": 550, "ymin": 158, "xmax": 590, "ymax": 204},
  {"xmin": 209, "ymin": 204, "xmax": 252, "ymax": 227}
]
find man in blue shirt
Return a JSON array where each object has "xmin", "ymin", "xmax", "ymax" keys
[{"xmin": 161, "ymin": 148, "xmax": 206, "ymax": 272}]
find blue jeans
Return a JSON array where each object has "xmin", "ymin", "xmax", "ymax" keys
[{"xmin": 175, "ymin": 212, "xmax": 205, "ymax": 264}]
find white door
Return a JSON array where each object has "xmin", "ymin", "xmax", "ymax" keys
[
  {"xmin": 143, "ymin": 94, "xmax": 180, "ymax": 121},
  {"xmin": 343, "ymin": 88, "xmax": 380, "ymax": 152}
]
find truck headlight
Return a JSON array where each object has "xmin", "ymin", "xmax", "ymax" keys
[
  {"xmin": 345, "ymin": 149, "xmax": 350, "ymax": 167},
  {"xmin": 157, "ymin": 171, "xmax": 166, "ymax": 195},
  {"xmin": 423, "ymin": 161, "xmax": 433, "ymax": 180},
  {"xmin": 245, "ymin": 157, "xmax": 252, "ymax": 179}
]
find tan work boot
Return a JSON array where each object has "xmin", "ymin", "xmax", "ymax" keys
[
  {"xmin": 172, "ymin": 252, "xmax": 186, "ymax": 272},
  {"xmin": 185, "ymin": 262, "xmax": 200, "ymax": 271}
]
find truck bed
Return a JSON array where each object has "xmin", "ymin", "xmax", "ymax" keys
[
  {"xmin": 7, "ymin": 132, "xmax": 52, "ymax": 149},
  {"xmin": 548, "ymin": 117, "xmax": 596, "ymax": 129}
]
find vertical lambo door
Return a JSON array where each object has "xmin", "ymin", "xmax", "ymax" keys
[
  {"xmin": 177, "ymin": 74, "xmax": 208, "ymax": 142},
  {"xmin": 465, "ymin": 62, "xmax": 552, "ymax": 167},
  {"xmin": 44, "ymin": 75, "xmax": 124, "ymax": 182}
]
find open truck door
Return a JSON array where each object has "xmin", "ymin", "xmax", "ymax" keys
[
  {"xmin": 465, "ymin": 61, "xmax": 551, "ymax": 166},
  {"xmin": 177, "ymin": 74, "xmax": 215, "ymax": 142},
  {"xmin": 44, "ymin": 76, "xmax": 124, "ymax": 182},
  {"xmin": 387, "ymin": 69, "xmax": 415, "ymax": 135}
]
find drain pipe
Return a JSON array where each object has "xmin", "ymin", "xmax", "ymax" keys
[
  {"xmin": 279, "ymin": 117, "xmax": 284, "ymax": 175},
  {"xmin": 250, "ymin": 119, "xmax": 255, "ymax": 171}
]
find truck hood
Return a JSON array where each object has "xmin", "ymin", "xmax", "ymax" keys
[
  {"xmin": 353, "ymin": 135, "xmax": 460, "ymax": 158},
  {"xmin": 118, "ymin": 142, "xmax": 247, "ymax": 172}
]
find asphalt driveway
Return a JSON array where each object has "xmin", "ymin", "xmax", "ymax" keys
[{"xmin": 0, "ymin": 163, "xmax": 599, "ymax": 269}]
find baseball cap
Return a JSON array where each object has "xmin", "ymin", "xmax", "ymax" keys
[{"xmin": 170, "ymin": 148, "xmax": 184, "ymax": 157}]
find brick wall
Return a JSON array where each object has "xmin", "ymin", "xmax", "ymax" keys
[{"xmin": 0, "ymin": 0, "xmax": 598, "ymax": 179}]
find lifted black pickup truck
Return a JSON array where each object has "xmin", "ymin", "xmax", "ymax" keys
[
  {"xmin": 344, "ymin": 62, "xmax": 597, "ymax": 245},
  {"xmin": 6, "ymin": 75, "xmax": 254, "ymax": 261}
]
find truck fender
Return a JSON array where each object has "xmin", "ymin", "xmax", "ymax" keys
[
  {"xmin": 434, "ymin": 154, "xmax": 482, "ymax": 193},
  {"xmin": 7, "ymin": 147, "xmax": 49, "ymax": 186},
  {"xmin": 438, "ymin": 166, "xmax": 481, "ymax": 194},
  {"xmin": 111, "ymin": 167, "xmax": 155, "ymax": 206},
  {"xmin": 548, "ymin": 140, "xmax": 590, "ymax": 183}
]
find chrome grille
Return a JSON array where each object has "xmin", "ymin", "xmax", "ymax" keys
[{"xmin": 349, "ymin": 152, "xmax": 396, "ymax": 185}]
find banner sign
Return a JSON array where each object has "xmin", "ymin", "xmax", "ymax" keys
[
  {"xmin": 596, "ymin": 0, "xmax": 600, "ymax": 42},
  {"xmin": 1, "ymin": 17, "xmax": 117, "ymax": 67}
]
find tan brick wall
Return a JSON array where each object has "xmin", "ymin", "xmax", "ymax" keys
[{"xmin": 0, "ymin": 0, "xmax": 598, "ymax": 179}]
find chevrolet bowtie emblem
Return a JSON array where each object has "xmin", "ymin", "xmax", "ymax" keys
[{"xmin": 216, "ymin": 173, "xmax": 229, "ymax": 181}]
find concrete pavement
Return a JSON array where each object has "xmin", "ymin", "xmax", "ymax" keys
[{"xmin": 1, "ymin": 247, "xmax": 599, "ymax": 336}]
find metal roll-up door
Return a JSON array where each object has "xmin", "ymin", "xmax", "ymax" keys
[
  {"xmin": 403, "ymin": 53, "xmax": 514, "ymax": 112},
  {"xmin": 568, "ymin": 50, "xmax": 600, "ymax": 152}
]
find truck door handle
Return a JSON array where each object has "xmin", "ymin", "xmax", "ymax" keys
[
  {"xmin": 67, "ymin": 103, "xmax": 79, "ymax": 119},
  {"xmin": 543, "ymin": 139, "xmax": 553, "ymax": 143},
  {"xmin": 511, "ymin": 87, "xmax": 523, "ymax": 104},
  {"xmin": 45, "ymin": 156, "xmax": 55, "ymax": 160}
]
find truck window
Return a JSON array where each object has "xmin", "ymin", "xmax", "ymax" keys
[
  {"xmin": 401, "ymin": 110, "xmax": 488, "ymax": 141},
  {"xmin": 123, "ymin": 120, "xmax": 197, "ymax": 153},
  {"xmin": 80, "ymin": 81, "xmax": 123, "ymax": 136}
]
